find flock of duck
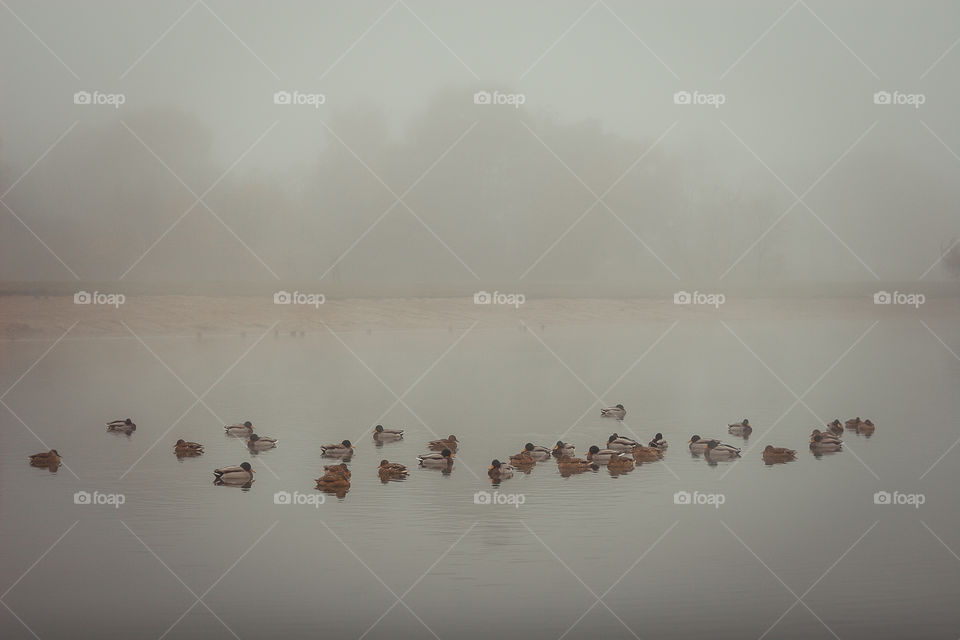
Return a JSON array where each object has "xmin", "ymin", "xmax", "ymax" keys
[{"xmin": 26, "ymin": 407, "xmax": 877, "ymax": 494}]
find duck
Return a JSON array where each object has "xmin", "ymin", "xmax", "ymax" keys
[
  {"xmin": 522, "ymin": 442, "xmax": 552, "ymax": 461},
  {"xmin": 173, "ymin": 439, "xmax": 204, "ymax": 455},
  {"xmin": 321, "ymin": 440, "xmax": 354, "ymax": 456},
  {"xmin": 600, "ymin": 404, "xmax": 626, "ymax": 419},
  {"xmin": 316, "ymin": 464, "xmax": 351, "ymax": 489},
  {"xmin": 508, "ymin": 448, "xmax": 537, "ymax": 466},
  {"xmin": 606, "ymin": 452, "xmax": 635, "ymax": 471},
  {"xmin": 247, "ymin": 434, "xmax": 278, "ymax": 450},
  {"xmin": 428, "ymin": 435, "xmax": 458, "ymax": 451},
  {"xmin": 810, "ymin": 429, "xmax": 842, "ymax": 445},
  {"xmin": 857, "ymin": 419, "xmax": 876, "ymax": 435},
  {"xmin": 213, "ymin": 462, "xmax": 254, "ymax": 484},
  {"xmin": 323, "ymin": 463, "xmax": 351, "ymax": 480},
  {"xmin": 607, "ymin": 433, "xmax": 640, "ymax": 451},
  {"xmin": 826, "ymin": 419, "xmax": 844, "ymax": 436},
  {"xmin": 844, "ymin": 417, "xmax": 861, "ymax": 430},
  {"xmin": 552, "ymin": 441, "xmax": 575, "ymax": 457},
  {"xmin": 688, "ymin": 435, "xmax": 721, "ymax": 452},
  {"xmin": 224, "ymin": 421, "xmax": 254, "ymax": 436},
  {"xmin": 378, "ymin": 460, "xmax": 408, "ymax": 478},
  {"xmin": 810, "ymin": 434, "xmax": 842, "ymax": 451},
  {"xmin": 28, "ymin": 449, "xmax": 61, "ymax": 466},
  {"xmin": 704, "ymin": 440, "xmax": 741, "ymax": 459},
  {"xmin": 106, "ymin": 418, "xmax": 136, "ymax": 432},
  {"xmin": 762, "ymin": 445, "xmax": 797, "ymax": 463},
  {"xmin": 631, "ymin": 444, "xmax": 664, "ymax": 462},
  {"xmin": 555, "ymin": 455, "xmax": 599, "ymax": 472},
  {"xmin": 648, "ymin": 433, "xmax": 668, "ymax": 450},
  {"xmin": 586, "ymin": 445, "xmax": 619, "ymax": 464},
  {"xmin": 418, "ymin": 448, "xmax": 454, "ymax": 468},
  {"xmin": 727, "ymin": 419, "xmax": 752, "ymax": 436},
  {"xmin": 373, "ymin": 424, "xmax": 404, "ymax": 440},
  {"xmin": 488, "ymin": 459, "xmax": 515, "ymax": 480}
]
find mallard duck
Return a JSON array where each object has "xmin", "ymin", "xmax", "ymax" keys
[
  {"xmin": 488, "ymin": 459, "xmax": 515, "ymax": 479},
  {"xmin": 28, "ymin": 449, "xmax": 61, "ymax": 466},
  {"xmin": 316, "ymin": 464, "xmax": 351, "ymax": 488},
  {"xmin": 323, "ymin": 463, "xmax": 351, "ymax": 480},
  {"xmin": 688, "ymin": 435, "xmax": 720, "ymax": 452},
  {"xmin": 810, "ymin": 434, "xmax": 842, "ymax": 451},
  {"xmin": 762, "ymin": 445, "xmax": 797, "ymax": 462},
  {"xmin": 586, "ymin": 445, "xmax": 619, "ymax": 463},
  {"xmin": 224, "ymin": 421, "xmax": 254, "ymax": 435},
  {"xmin": 607, "ymin": 433, "xmax": 640, "ymax": 451},
  {"xmin": 107, "ymin": 418, "xmax": 136, "ymax": 432},
  {"xmin": 213, "ymin": 462, "xmax": 254, "ymax": 484},
  {"xmin": 844, "ymin": 417, "xmax": 861, "ymax": 430},
  {"xmin": 428, "ymin": 435, "xmax": 458, "ymax": 450},
  {"xmin": 600, "ymin": 404, "xmax": 626, "ymax": 419},
  {"xmin": 810, "ymin": 429, "xmax": 842, "ymax": 444},
  {"xmin": 704, "ymin": 440, "xmax": 741, "ymax": 459},
  {"xmin": 173, "ymin": 439, "xmax": 204, "ymax": 455},
  {"xmin": 727, "ymin": 419, "xmax": 752, "ymax": 436},
  {"xmin": 373, "ymin": 424, "xmax": 404, "ymax": 439},
  {"xmin": 606, "ymin": 452, "xmax": 635, "ymax": 471},
  {"xmin": 555, "ymin": 455, "xmax": 599, "ymax": 472},
  {"xmin": 418, "ymin": 448, "xmax": 454, "ymax": 467},
  {"xmin": 826, "ymin": 419, "xmax": 844, "ymax": 436},
  {"xmin": 247, "ymin": 434, "xmax": 278, "ymax": 450},
  {"xmin": 378, "ymin": 459, "xmax": 408, "ymax": 477},
  {"xmin": 509, "ymin": 449, "xmax": 536, "ymax": 466},
  {"xmin": 522, "ymin": 442, "xmax": 552, "ymax": 461},
  {"xmin": 857, "ymin": 419, "xmax": 876, "ymax": 434},
  {"xmin": 631, "ymin": 444, "xmax": 664, "ymax": 462},
  {"xmin": 552, "ymin": 441, "xmax": 575, "ymax": 457},
  {"xmin": 648, "ymin": 433, "xmax": 668, "ymax": 450},
  {"xmin": 321, "ymin": 440, "xmax": 354, "ymax": 456}
]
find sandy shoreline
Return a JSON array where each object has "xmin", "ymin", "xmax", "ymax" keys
[{"xmin": 1, "ymin": 294, "xmax": 955, "ymax": 340}]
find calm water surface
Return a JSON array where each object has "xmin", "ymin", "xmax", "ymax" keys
[{"xmin": 2, "ymin": 311, "xmax": 959, "ymax": 639}]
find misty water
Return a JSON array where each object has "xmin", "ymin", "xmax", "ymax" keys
[{"xmin": 2, "ymin": 305, "xmax": 958, "ymax": 639}]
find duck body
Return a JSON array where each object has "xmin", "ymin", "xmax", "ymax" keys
[
  {"xmin": 427, "ymin": 435, "xmax": 458, "ymax": 451},
  {"xmin": 762, "ymin": 445, "xmax": 797, "ymax": 463},
  {"xmin": 174, "ymin": 439, "xmax": 204, "ymax": 455},
  {"xmin": 509, "ymin": 449, "xmax": 536, "ymax": 466},
  {"xmin": 316, "ymin": 463, "xmax": 351, "ymax": 488},
  {"xmin": 826, "ymin": 419, "xmax": 844, "ymax": 436},
  {"xmin": 29, "ymin": 449, "xmax": 62, "ymax": 466},
  {"xmin": 555, "ymin": 455, "xmax": 599, "ymax": 473},
  {"xmin": 606, "ymin": 452, "xmax": 635, "ymax": 471},
  {"xmin": 810, "ymin": 429, "xmax": 843, "ymax": 445},
  {"xmin": 857, "ymin": 419, "xmax": 876, "ymax": 434},
  {"xmin": 488, "ymin": 459, "xmax": 515, "ymax": 480},
  {"xmin": 378, "ymin": 460, "xmax": 408, "ymax": 478},
  {"xmin": 107, "ymin": 418, "xmax": 136, "ymax": 432},
  {"xmin": 600, "ymin": 404, "xmax": 626, "ymax": 419},
  {"xmin": 810, "ymin": 435, "xmax": 842, "ymax": 451},
  {"xmin": 224, "ymin": 421, "xmax": 254, "ymax": 436},
  {"xmin": 648, "ymin": 433, "xmax": 668, "ymax": 450},
  {"xmin": 373, "ymin": 425, "xmax": 404, "ymax": 440},
  {"xmin": 523, "ymin": 443, "xmax": 553, "ymax": 461},
  {"xmin": 727, "ymin": 419, "xmax": 752, "ymax": 436},
  {"xmin": 213, "ymin": 462, "xmax": 254, "ymax": 484},
  {"xmin": 606, "ymin": 433, "xmax": 640, "ymax": 451},
  {"xmin": 552, "ymin": 441, "xmax": 575, "ymax": 457},
  {"xmin": 844, "ymin": 417, "xmax": 861, "ymax": 430},
  {"xmin": 688, "ymin": 435, "xmax": 721, "ymax": 452},
  {"xmin": 418, "ymin": 449, "xmax": 454, "ymax": 468},
  {"xmin": 321, "ymin": 440, "xmax": 354, "ymax": 457},
  {"xmin": 704, "ymin": 440, "xmax": 741, "ymax": 460},
  {"xmin": 631, "ymin": 444, "xmax": 664, "ymax": 462},
  {"xmin": 247, "ymin": 434, "xmax": 278, "ymax": 450},
  {"xmin": 586, "ymin": 445, "xmax": 619, "ymax": 464}
]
